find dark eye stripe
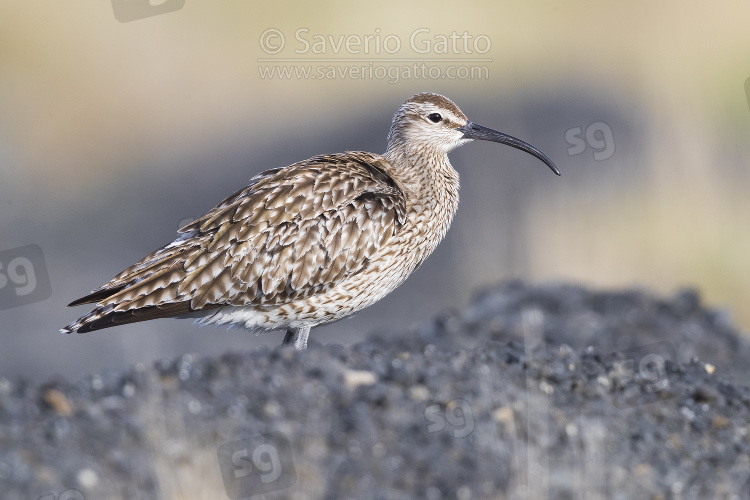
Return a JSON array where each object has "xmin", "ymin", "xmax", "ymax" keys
[{"xmin": 428, "ymin": 113, "xmax": 442, "ymax": 123}]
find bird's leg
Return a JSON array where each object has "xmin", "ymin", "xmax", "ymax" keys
[
  {"xmin": 282, "ymin": 325, "xmax": 310, "ymax": 350},
  {"xmin": 282, "ymin": 330, "xmax": 294, "ymax": 344}
]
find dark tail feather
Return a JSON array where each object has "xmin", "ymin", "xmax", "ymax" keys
[
  {"xmin": 60, "ymin": 301, "xmax": 219, "ymax": 334},
  {"xmin": 67, "ymin": 286, "xmax": 128, "ymax": 307}
]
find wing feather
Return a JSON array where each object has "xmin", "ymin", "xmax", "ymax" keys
[{"xmin": 64, "ymin": 151, "xmax": 407, "ymax": 332}]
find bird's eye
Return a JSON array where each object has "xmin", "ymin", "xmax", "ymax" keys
[{"xmin": 428, "ymin": 113, "xmax": 442, "ymax": 123}]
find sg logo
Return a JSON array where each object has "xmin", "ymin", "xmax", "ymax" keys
[
  {"xmin": 217, "ymin": 431, "xmax": 297, "ymax": 499},
  {"xmin": 565, "ymin": 122, "xmax": 615, "ymax": 160},
  {"xmin": 37, "ymin": 489, "xmax": 84, "ymax": 500},
  {"xmin": 610, "ymin": 341, "xmax": 681, "ymax": 409},
  {"xmin": 111, "ymin": 0, "xmax": 185, "ymax": 23},
  {"xmin": 0, "ymin": 244, "xmax": 52, "ymax": 311},
  {"xmin": 424, "ymin": 398, "xmax": 475, "ymax": 438}
]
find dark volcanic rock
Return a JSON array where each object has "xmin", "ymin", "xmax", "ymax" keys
[{"xmin": 1, "ymin": 282, "xmax": 749, "ymax": 499}]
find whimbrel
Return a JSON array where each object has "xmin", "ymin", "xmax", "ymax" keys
[{"xmin": 62, "ymin": 93, "xmax": 559, "ymax": 349}]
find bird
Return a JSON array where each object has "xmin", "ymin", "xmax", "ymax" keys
[{"xmin": 61, "ymin": 92, "xmax": 560, "ymax": 349}]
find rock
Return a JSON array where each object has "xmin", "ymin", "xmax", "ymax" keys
[{"xmin": 1, "ymin": 282, "xmax": 749, "ymax": 499}]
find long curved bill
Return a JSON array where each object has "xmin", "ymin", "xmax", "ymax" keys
[{"xmin": 457, "ymin": 121, "xmax": 561, "ymax": 176}]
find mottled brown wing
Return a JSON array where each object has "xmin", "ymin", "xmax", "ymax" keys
[{"xmin": 64, "ymin": 152, "xmax": 406, "ymax": 332}]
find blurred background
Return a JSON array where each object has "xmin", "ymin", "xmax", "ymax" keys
[{"xmin": 0, "ymin": 0, "xmax": 748, "ymax": 381}]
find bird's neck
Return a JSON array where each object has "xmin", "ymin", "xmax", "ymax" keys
[
  {"xmin": 385, "ymin": 145, "xmax": 458, "ymax": 195},
  {"xmin": 384, "ymin": 144, "xmax": 460, "ymax": 235}
]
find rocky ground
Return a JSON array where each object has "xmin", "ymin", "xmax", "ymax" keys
[{"xmin": 2, "ymin": 281, "xmax": 750, "ymax": 499}]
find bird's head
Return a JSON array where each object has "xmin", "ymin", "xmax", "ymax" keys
[{"xmin": 386, "ymin": 92, "xmax": 560, "ymax": 176}]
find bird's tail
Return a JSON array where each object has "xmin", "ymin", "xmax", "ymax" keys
[
  {"xmin": 61, "ymin": 299, "xmax": 218, "ymax": 334},
  {"xmin": 60, "ymin": 305, "xmax": 116, "ymax": 334}
]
